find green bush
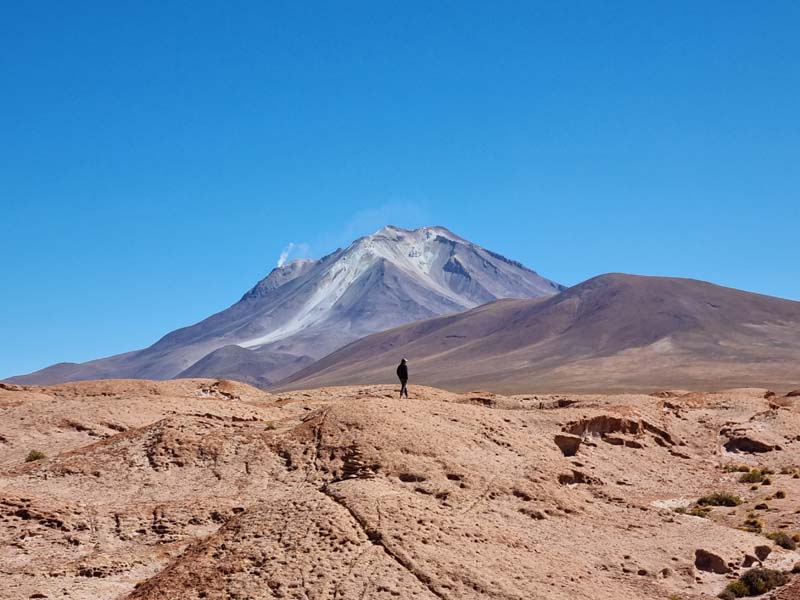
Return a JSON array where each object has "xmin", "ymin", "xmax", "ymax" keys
[
  {"xmin": 719, "ymin": 580, "xmax": 749, "ymax": 599},
  {"xmin": 739, "ymin": 568, "xmax": 788, "ymax": 595},
  {"xmin": 25, "ymin": 450, "xmax": 46, "ymax": 462},
  {"xmin": 719, "ymin": 568, "xmax": 788, "ymax": 598},
  {"xmin": 767, "ymin": 531, "xmax": 797, "ymax": 550},
  {"xmin": 698, "ymin": 492, "xmax": 742, "ymax": 507}
]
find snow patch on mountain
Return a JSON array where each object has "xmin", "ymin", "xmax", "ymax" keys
[{"xmin": 239, "ymin": 226, "xmax": 495, "ymax": 347}]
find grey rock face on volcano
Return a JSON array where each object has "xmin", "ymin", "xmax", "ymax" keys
[{"xmin": 8, "ymin": 226, "xmax": 562, "ymax": 386}]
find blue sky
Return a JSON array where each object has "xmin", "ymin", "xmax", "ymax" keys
[{"xmin": 2, "ymin": 1, "xmax": 798, "ymax": 378}]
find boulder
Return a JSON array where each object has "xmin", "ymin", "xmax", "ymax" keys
[
  {"xmin": 694, "ymin": 549, "xmax": 731, "ymax": 574},
  {"xmin": 755, "ymin": 545, "xmax": 772, "ymax": 561},
  {"xmin": 742, "ymin": 554, "xmax": 759, "ymax": 568}
]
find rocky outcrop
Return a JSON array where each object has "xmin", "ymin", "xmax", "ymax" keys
[
  {"xmin": 554, "ymin": 434, "xmax": 582, "ymax": 456},
  {"xmin": 723, "ymin": 436, "xmax": 779, "ymax": 453},
  {"xmin": 558, "ymin": 469, "xmax": 602, "ymax": 486},
  {"xmin": 563, "ymin": 415, "xmax": 676, "ymax": 448},
  {"xmin": 721, "ymin": 427, "xmax": 782, "ymax": 453}
]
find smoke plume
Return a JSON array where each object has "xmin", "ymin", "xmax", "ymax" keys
[{"xmin": 277, "ymin": 242, "xmax": 296, "ymax": 268}]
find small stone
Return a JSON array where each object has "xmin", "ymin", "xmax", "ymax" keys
[
  {"xmin": 755, "ymin": 545, "xmax": 771, "ymax": 561},
  {"xmin": 742, "ymin": 554, "xmax": 759, "ymax": 568}
]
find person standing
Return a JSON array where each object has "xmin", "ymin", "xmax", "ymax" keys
[{"xmin": 396, "ymin": 358, "xmax": 409, "ymax": 398}]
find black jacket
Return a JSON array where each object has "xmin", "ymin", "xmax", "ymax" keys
[{"xmin": 396, "ymin": 363, "xmax": 408, "ymax": 381}]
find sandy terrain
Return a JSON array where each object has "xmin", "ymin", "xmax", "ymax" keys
[{"xmin": 3, "ymin": 379, "xmax": 800, "ymax": 599}]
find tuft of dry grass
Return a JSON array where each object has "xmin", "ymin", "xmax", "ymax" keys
[
  {"xmin": 740, "ymin": 469, "xmax": 765, "ymax": 483},
  {"xmin": 25, "ymin": 450, "xmax": 46, "ymax": 462},
  {"xmin": 742, "ymin": 515, "xmax": 764, "ymax": 533},
  {"xmin": 724, "ymin": 464, "xmax": 752, "ymax": 473}
]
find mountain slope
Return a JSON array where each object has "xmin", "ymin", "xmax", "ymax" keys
[
  {"xmin": 7, "ymin": 225, "xmax": 562, "ymax": 386},
  {"xmin": 279, "ymin": 273, "xmax": 800, "ymax": 393},
  {"xmin": 175, "ymin": 345, "xmax": 315, "ymax": 388}
]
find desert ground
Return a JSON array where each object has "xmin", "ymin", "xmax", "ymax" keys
[{"xmin": 3, "ymin": 379, "xmax": 800, "ymax": 599}]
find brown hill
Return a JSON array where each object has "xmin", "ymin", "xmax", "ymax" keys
[
  {"xmin": 279, "ymin": 273, "xmax": 800, "ymax": 394},
  {"xmin": 3, "ymin": 379, "xmax": 800, "ymax": 599}
]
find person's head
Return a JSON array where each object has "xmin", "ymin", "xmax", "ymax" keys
[{"xmin": 401, "ymin": 358, "xmax": 408, "ymax": 364}]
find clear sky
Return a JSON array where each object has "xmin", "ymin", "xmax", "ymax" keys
[{"xmin": 2, "ymin": 2, "xmax": 799, "ymax": 378}]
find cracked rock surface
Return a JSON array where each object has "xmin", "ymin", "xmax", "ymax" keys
[{"xmin": 3, "ymin": 380, "xmax": 800, "ymax": 599}]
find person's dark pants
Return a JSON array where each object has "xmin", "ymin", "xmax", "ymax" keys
[{"xmin": 399, "ymin": 379, "xmax": 408, "ymax": 398}]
